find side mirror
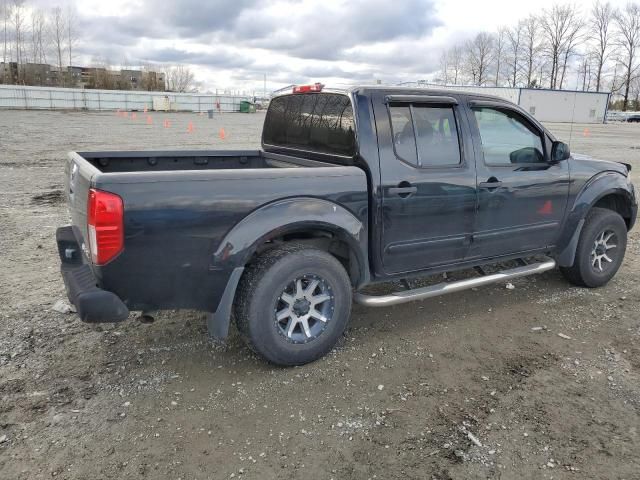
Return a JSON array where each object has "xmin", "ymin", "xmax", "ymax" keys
[{"xmin": 551, "ymin": 141, "xmax": 570, "ymax": 162}]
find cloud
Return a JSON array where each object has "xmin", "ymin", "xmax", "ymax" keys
[
  {"xmin": 69, "ymin": 0, "xmax": 443, "ymax": 90},
  {"xmin": 233, "ymin": 0, "xmax": 441, "ymax": 61}
]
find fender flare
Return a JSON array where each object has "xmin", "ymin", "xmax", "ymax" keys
[
  {"xmin": 207, "ymin": 197, "xmax": 368, "ymax": 339},
  {"xmin": 556, "ymin": 172, "xmax": 635, "ymax": 267}
]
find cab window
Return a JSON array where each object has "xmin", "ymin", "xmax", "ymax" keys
[
  {"xmin": 389, "ymin": 104, "xmax": 461, "ymax": 167},
  {"xmin": 472, "ymin": 107, "xmax": 545, "ymax": 165}
]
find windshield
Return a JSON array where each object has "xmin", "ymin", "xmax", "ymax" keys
[{"xmin": 263, "ymin": 93, "xmax": 356, "ymax": 157}]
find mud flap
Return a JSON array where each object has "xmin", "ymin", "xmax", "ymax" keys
[
  {"xmin": 556, "ymin": 218, "xmax": 585, "ymax": 267},
  {"xmin": 207, "ymin": 267, "xmax": 244, "ymax": 339}
]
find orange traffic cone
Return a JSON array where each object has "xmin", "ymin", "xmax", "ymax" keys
[
  {"xmin": 164, "ymin": 119, "xmax": 171, "ymax": 128},
  {"xmin": 146, "ymin": 115, "xmax": 153, "ymax": 125},
  {"xmin": 583, "ymin": 127, "xmax": 591, "ymax": 137},
  {"xmin": 219, "ymin": 128, "xmax": 226, "ymax": 140},
  {"xmin": 187, "ymin": 121, "xmax": 194, "ymax": 133}
]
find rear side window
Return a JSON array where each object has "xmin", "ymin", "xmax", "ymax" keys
[
  {"xmin": 389, "ymin": 105, "xmax": 461, "ymax": 167},
  {"xmin": 263, "ymin": 93, "xmax": 356, "ymax": 156}
]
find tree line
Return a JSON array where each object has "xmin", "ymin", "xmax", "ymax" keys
[
  {"xmin": 438, "ymin": 1, "xmax": 640, "ymax": 110},
  {"xmin": 1, "ymin": 0, "xmax": 77, "ymax": 86},
  {"xmin": 0, "ymin": 0, "xmax": 195, "ymax": 92}
]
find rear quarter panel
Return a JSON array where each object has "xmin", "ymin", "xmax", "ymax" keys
[{"xmin": 92, "ymin": 167, "xmax": 368, "ymax": 312}]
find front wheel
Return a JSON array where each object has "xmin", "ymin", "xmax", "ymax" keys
[
  {"xmin": 234, "ymin": 243, "xmax": 352, "ymax": 366},
  {"xmin": 560, "ymin": 207, "xmax": 627, "ymax": 287}
]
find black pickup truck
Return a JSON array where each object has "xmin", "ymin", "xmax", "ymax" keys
[{"xmin": 57, "ymin": 84, "xmax": 637, "ymax": 365}]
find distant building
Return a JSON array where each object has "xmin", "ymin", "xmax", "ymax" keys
[
  {"xmin": 0, "ymin": 62, "xmax": 19, "ymax": 84},
  {"xmin": 410, "ymin": 83, "xmax": 611, "ymax": 124},
  {"xmin": 0, "ymin": 62, "xmax": 165, "ymax": 92},
  {"xmin": 120, "ymin": 69, "xmax": 143, "ymax": 89}
]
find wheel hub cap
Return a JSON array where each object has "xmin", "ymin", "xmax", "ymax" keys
[
  {"xmin": 274, "ymin": 275, "xmax": 334, "ymax": 344},
  {"xmin": 591, "ymin": 230, "xmax": 617, "ymax": 272},
  {"xmin": 293, "ymin": 298, "xmax": 311, "ymax": 316}
]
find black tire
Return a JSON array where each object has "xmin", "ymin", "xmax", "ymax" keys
[
  {"xmin": 560, "ymin": 207, "xmax": 627, "ymax": 287},
  {"xmin": 234, "ymin": 243, "xmax": 352, "ymax": 366}
]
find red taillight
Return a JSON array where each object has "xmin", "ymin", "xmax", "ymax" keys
[
  {"xmin": 87, "ymin": 188, "xmax": 124, "ymax": 265},
  {"xmin": 292, "ymin": 83, "xmax": 324, "ymax": 94}
]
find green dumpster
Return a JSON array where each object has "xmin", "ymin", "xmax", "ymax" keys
[{"xmin": 239, "ymin": 100, "xmax": 255, "ymax": 113}]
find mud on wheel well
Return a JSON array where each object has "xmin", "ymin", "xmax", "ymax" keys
[
  {"xmin": 251, "ymin": 230, "xmax": 361, "ymax": 286},
  {"xmin": 593, "ymin": 194, "xmax": 634, "ymax": 229}
]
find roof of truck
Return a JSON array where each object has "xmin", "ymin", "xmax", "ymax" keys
[{"xmin": 274, "ymin": 84, "xmax": 515, "ymax": 104}]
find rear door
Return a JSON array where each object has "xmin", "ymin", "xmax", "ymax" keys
[
  {"xmin": 374, "ymin": 93, "xmax": 477, "ymax": 275},
  {"xmin": 466, "ymin": 100, "xmax": 570, "ymax": 260}
]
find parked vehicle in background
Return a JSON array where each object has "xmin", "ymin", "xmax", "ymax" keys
[
  {"xmin": 627, "ymin": 114, "xmax": 640, "ymax": 123},
  {"xmin": 57, "ymin": 84, "xmax": 637, "ymax": 365}
]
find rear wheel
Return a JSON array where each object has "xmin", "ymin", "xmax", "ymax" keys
[
  {"xmin": 234, "ymin": 243, "xmax": 352, "ymax": 366},
  {"xmin": 560, "ymin": 207, "xmax": 627, "ymax": 287}
]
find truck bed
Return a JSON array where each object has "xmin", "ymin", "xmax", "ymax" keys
[
  {"xmin": 79, "ymin": 150, "xmax": 340, "ymax": 173},
  {"xmin": 64, "ymin": 148, "xmax": 369, "ymax": 314}
]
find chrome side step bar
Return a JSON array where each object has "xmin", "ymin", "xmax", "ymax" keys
[{"xmin": 354, "ymin": 259, "xmax": 556, "ymax": 307}]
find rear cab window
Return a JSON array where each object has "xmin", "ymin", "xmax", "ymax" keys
[{"xmin": 263, "ymin": 93, "xmax": 356, "ymax": 157}]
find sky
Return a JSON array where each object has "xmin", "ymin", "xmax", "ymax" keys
[{"xmin": 33, "ymin": 0, "xmax": 633, "ymax": 94}]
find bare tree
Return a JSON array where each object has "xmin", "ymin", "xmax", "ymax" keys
[
  {"xmin": 494, "ymin": 27, "xmax": 507, "ymax": 86},
  {"xmin": 522, "ymin": 15, "xmax": 541, "ymax": 87},
  {"xmin": 590, "ymin": 0, "xmax": 614, "ymax": 91},
  {"xmin": 164, "ymin": 65, "xmax": 195, "ymax": 92},
  {"xmin": 1, "ymin": 0, "xmax": 9, "ymax": 83},
  {"xmin": 30, "ymin": 9, "xmax": 47, "ymax": 64},
  {"xmin": 11, "ymin": 0, "xmax": 25, "ymax": 82},
  {"xmin": 439, "ymin": 49, "xmax": 449, "ymax": 85},
  {"xmin": 558, "ymin": 12, "xmax": 584, "ymax": 89},
  {"xmin": 577, "ymin": 54, "xmax": 593, "ymax": 90},
  {"xmin": 540, "ymin": 4, "xmax": 583, "ymax": 89},
  {"xmin": 613, "ymin": 2, "xmax": 640, "ymax": 110},
  {"xmin": 448, "ymin": 45, "xmax": 463, "ymax": 84},
  {"xmin": 465, "ymin": 32, "xmax": 494, "ymax": 86},
  {"xmin": 48, "ymin": 6, "xmax": 65, "ymax": 86},
  {"xmin": 65, "ymin": 4, "xmax": 77, "ymax": 68},
  {"xmin": 629, "ymin": 74, "xmax": 640, "ymax": 109},
  {"xmin": 505, "ymin": 21, "xmax": 523, "ymax": 87}
]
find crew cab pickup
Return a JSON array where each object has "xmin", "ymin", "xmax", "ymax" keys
[{"xmin": 57, "ymin": 84, "xmax": 637, "ymax": 365}]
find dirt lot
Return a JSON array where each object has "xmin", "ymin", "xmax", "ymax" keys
[{"xmin": 1, "ymin": 110, "xmax": 639, "ymax": 480}]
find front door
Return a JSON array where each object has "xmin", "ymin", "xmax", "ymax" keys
[
  {"xmin": 466, "ymin": 101, "xmax": 570, "ymax": 260},
  {"xmin": 375, "ymin": 94, "xmax": 477, "ymax": 275}
]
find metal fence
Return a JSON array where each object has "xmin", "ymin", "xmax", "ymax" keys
[{"xmin": 0, "ymin": 85, "xmax": 251, "ymax": 112}]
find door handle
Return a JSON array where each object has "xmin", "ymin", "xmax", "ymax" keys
[
  {"xmin": 389, "ymin": 184, "xmax": 417, "ymax": 197},
  {"xmin": 478, "ymin": 177, "xmax": 502, "ymax": 190}
]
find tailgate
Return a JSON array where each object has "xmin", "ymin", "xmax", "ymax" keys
[{"xmin": 65, "ymin": 152, "xmax": 100, "ymax": 256}]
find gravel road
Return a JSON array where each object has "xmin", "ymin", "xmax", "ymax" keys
[{"xmin": 1, "ymin": 110, "xmax": 639, "ymax": 479}]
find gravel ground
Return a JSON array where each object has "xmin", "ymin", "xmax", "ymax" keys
[{"xmin": 1, "ymin": 110, "xmax": 639, "ymax": 480}]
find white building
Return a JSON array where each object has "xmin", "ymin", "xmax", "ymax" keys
[
  {"xmin": 517, "ymin": 89, "xmax": 609, "ymax": 123},
  {"xmin": 422, "ymin": 84, "xmax": 610, "ymax": 124}
]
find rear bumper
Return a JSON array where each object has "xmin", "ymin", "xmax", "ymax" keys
[{"xmin": 56, "ymin": 226, "xmax": 129, "ymax": 323}]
